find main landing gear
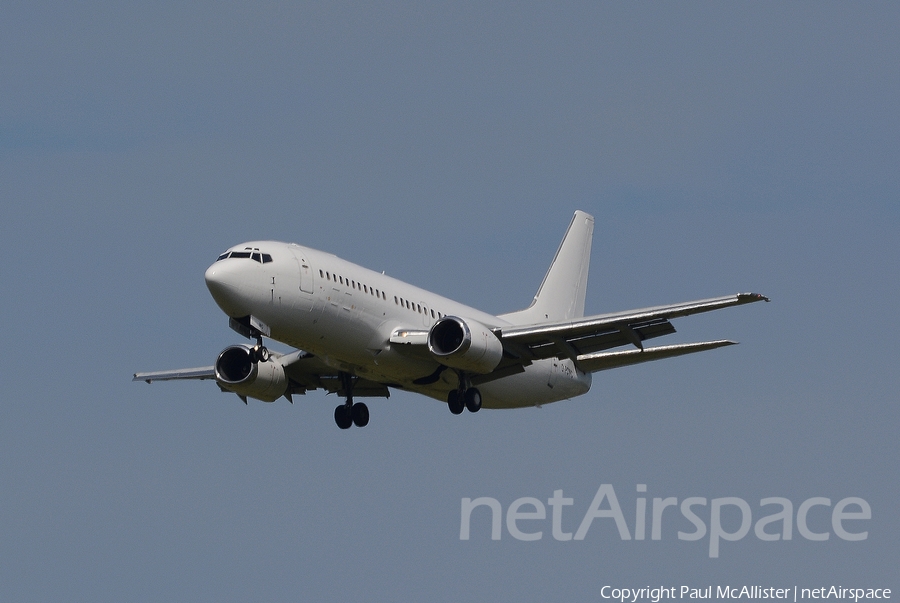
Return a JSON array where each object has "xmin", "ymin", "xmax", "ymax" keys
[
  {"xmin": 447, "ymin": 372, "xmax": 482, "ymax": 415},
  {"xmin": 334, "ymin": 372, "xmax": 369, "ymax": 429}
]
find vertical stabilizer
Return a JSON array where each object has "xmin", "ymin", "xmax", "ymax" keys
[{"xmin": 499, "ymin": 210, "xmax": 594, "ymax": 325}]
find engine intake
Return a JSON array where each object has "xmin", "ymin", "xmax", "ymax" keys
[
  {"xmin": 214, "ymin": 345, "xmax": 287, "ymax": 402},
  {"xmin": 428, "ymin": 316, "xmax": 503, "ymax": 374}
]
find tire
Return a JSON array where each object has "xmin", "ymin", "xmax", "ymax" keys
[
  {"xmin": 464, "ymin": 388, "xmax": 482, "ymax": 413},
  {"xmin": 334, "ymin": 404, "xmax": 353, "ymax": 429},
  {"xmin": 351, "ymin": 402, "xmax": 369, "ymax": 427},
  {"xmin": 447, "ymin": 390, "xmax": 464, "ymax": 415}
]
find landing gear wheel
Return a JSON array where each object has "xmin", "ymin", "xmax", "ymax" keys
[
  {"xmin": 253, "ymin": 345, "xmax": 269, "ymax": 363},
  {"xmin": 351, "ymin": 402, "xmax": 369, "ymax": 427},
  {"xmin": 447, "ymin": 390, "xmax": 464, "ymax": 415},
  {"xmin": 334, "ymin": 404, "xmax": 353, "ymax": 429},
  {"xmin": 464, "ymin": 388, "xmax": 482, "ymax": 413}
]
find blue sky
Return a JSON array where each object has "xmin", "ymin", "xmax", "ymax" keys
[{"xmin": 1, "ymin": 3, "xmax": 898, "ymax": 601}]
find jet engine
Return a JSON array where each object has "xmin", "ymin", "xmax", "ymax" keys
[
  {"xmin": 427, "ymin": 316, "xmax": 503, "ymax": 374},
  {"xmin": 214, "ymin": 344, "xmax": 287, "ymax": 402}
]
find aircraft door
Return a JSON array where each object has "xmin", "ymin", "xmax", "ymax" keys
[{"xmin": 289, "ymin": 249, "xmax": 314, "ymax": 294}]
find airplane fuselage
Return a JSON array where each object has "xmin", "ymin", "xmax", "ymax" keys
[{"xmin": 204, "ymin": 241, "xmax": 592, "ymax": 409}]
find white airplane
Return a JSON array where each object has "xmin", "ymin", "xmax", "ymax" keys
[{"xmin": 134, "ymin": 210, "xmax": 768, "ymax": 429}]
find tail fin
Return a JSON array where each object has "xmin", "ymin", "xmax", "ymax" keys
[{"xmin": 499, "ymin": 210, "xmax": 594, "ymax": 325}]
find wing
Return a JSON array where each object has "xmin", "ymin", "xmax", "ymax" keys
[
  {"xmin": 134, "ymin": 350, "xmax": 390, "ymax": 401},
  {"xmin": 133, "ymin": 367, "xmax": 215, "ymax": 382},
  {"xmin": 496, "ymin": 292, "xmax": 768, "ymax": 372}
]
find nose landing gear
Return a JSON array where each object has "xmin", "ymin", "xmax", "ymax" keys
[{"xmin": 251, "ymin": 343, "xmax": 269, "ymax": 363}]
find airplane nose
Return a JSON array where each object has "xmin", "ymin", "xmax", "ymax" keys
[
  {"xmin": 204, "ymin": 263, "xmax": 223, "ymax": 293},
  {"xmin": 205, "ymin": 261, "xmax": 245, "ymax": 315}
]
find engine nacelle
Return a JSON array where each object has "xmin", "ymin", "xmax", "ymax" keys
[
  {"xmin": 214, "ymin": 345, "xmax": 286, "ymax": 402},
  {"xmin": 427, "ymin": 316, "xmax": 503, "ymax": 374}
]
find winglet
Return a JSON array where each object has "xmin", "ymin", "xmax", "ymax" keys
[{"xmin": 738, "ymin": 292, "xmax": 770, "ymax": 302}]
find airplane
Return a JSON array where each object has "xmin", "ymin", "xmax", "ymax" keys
[{"xmin": 134, "ymin": 210, "xmax": 768, "ymax": 429}]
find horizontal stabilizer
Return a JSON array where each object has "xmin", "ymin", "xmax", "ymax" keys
[{"xmin": 576, "ymin": 340, "xmax": 737, "ymax": 373}]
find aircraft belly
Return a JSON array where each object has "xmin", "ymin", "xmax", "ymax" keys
[
  {"xmin": 400, "ymin": 359, "xmax": 592, "ymax": 409},
  {"xmin": 480, "ymin": 359, "xmax": 591, "ymax": 409},
  {"xmin": 370, "ymin": 348, "xmax": 441, "ymax": 381}
]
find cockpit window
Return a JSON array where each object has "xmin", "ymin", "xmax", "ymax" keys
[{"xmin": 215, "ymin": 248, "xmax": 274, "ymax": 263}]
